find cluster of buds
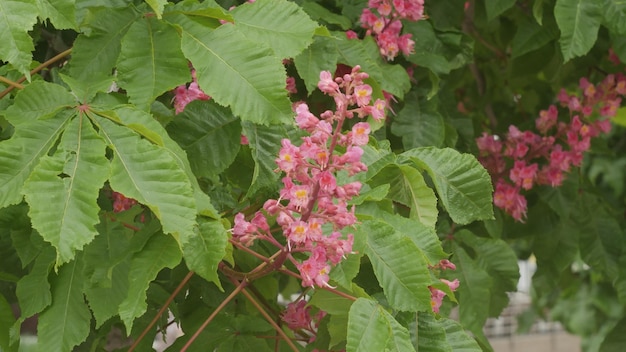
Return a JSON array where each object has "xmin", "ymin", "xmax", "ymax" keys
[
  {"xmin": 428, "ymin": 259, "xmax": 460, "ymax": 314},
  {"xmin": 358, "ymin": 0, "xmax": 425, "ymax": 60},
  {"xmin": 281, "ymin": 300, "xmax": 326, "ymax": 342},
  {"xmin": 231, "ymin": 66, "xmax": 386, "ymax": 288},
  {"xmin": 477, "ymin": 72, "xmax": 626, "ymax": 221}
]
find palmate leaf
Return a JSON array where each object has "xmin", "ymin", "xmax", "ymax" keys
[
  {"xmin": 347, "ymin": 298, "xmax": 415, "ymax": 352},
  {"xmin": 363, "ymin": 220, "xmax": 431, "ymax": 312},
  {"xmin": 181, "ymin": 23, "xmax": 292, "ymax": 125},
  {"xmin": 91, "ymin": 114, "xmax": 197, "ymax": 244},
  {"xmin": 35, "ymin": 0, "xmax": 77, "ymax": 29},
  {"xmin": 0, "ymin": 0, "xmax": 38, "ymax": 78},
  {"xmin": 231, "ymin": 0, "xmax": 318, "ymax": 59},
  {"xmin": 37, "ymin": 256, "xmax": 91, "ymax": 352},
  {"xmin": 167, "ymin": 101, "xmax": 241, "ymax": 178},
  {"xmin": 117, "ymin": 16, "xmax": 190, "ymax": 109},
  {"xmin": 182, "ymin": 218, "xmax": 228, "ymax": 289},
  {"xmin": 0, "ymin": 112, "xmax": 71, "ymax": 208},
  {"xmin": 69, "ymin": 6, "xmax": 142, "ymax": 81},
  {"xmin": 554, "ymin": 0, "xmax": 602, "ymax": 61},
  {"xmin": 2, "ymin": 81, "xmax": 77, "ymax": 126},
  {"xmin": 118, "ymin": 233, "xmax": 182, "ymax": 332},
  {"xmin": 23, "ymin": 115, "xmax": 109, "ymax": 266},
  {"xmin": 402, "ymin": 147, "xmax": 494, "ymax": 224}
]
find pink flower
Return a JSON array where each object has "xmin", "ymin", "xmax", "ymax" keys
[
  {"xmin": 282, "ymin": 301, "xmax": 312, "ymax": 330},
  {"xmin": 350, "ymin": 122, "xmax": 371, "ymax": 146},
  {"xmin": 286, "ymin": 76, "xmax": 298, "ymax": 94},
  {"xmin": 318, "ymin": 71, "xmax": 339, "ymax": 94}
]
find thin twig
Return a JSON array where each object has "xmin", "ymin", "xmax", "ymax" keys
[
  {"xmin": 128, "ymin": 271, "xmax": 195, "ymax": 352},
  {"xmin": 180, "ymin": 278, "xmax": 249, "ymax": 352},
  {"xmin": 0, "ymin": 76, "xmax": 24, "ymax": 90}
]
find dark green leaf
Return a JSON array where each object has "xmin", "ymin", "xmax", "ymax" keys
[
  {"xmin": 391, "ymin": 91, "xmax": 445, "ymax": 149},
  {"xmin": 182, "ymin": 218, "xmax": 228, "ymax": 289},
  {"xmin": 555, "ymin": 0, "xmax": 602, "ymax": 61},
  {"xmin": 484, "ymin": 0, "xmax": 516, "ymax": 21}
]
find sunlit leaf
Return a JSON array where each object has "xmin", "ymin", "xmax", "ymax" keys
[
  {"xmin": 555, "ymin": 0, "xmax": 602, "ymax": 61},
  {"xmin": 0, "ymin": 0, "xmax": 38, "ymax": 78}
]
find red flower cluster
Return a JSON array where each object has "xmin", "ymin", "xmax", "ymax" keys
[
  {"xmin": 173, "ymin": 69, "xmax": 211, "ymax": 114},
  {"xmin": 359, "ymin": 0, "xmax": 425, "ymax": 60},
  {"xmin": 477, "ymin": 73, "xmax": 626, "ymax": 221},
  {"xmin": 281, "ymin": 300, "xmax": 326, "ymax": 342},
  {"xmin": 232, "ymin": 66, "xmax": 386, "ymax": 288},
  {"xmin": 428, "ymin": 259, "xmax": 459, "ymax": 314},
  {"xmin": 111, "ymin": 191, "xmax": 137, "ymax": 213}
]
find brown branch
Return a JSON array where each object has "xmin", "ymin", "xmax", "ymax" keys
[{"xmin": 0, "ymin": 76, "xmax": 24, "ymax": 90}]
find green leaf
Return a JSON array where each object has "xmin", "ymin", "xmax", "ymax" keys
[
  {"xmin": 363, "ymin": 220, "xmax": 431, "ymax": 312},
  {"xmin": 0, "ymin": 113, "xmax": 71, "ymax": 208},
  {"xmin": 330, "ymin": 226, "xmax": 366, "ymax": 288},
  {"xmin": 37, "ymin": 256, "xmax": 91, "ymax": 352},
  {"xmin": 231, "ymin": 0, "xmax": 318, "ymax": 59},
  {"xmin": 416, "ymin": 313, "xmax": 481, "ymax": 352},
  {"xmin": 241, "ymin": 121, "xmax": 289, "ymax": 197},
  {"xmin": 3, "ymin": 81, "xmax": 76, "ymax": 126},
  {"xmin": 69, "ymin": 6, "xmax": 142, "ymax": 81},
  {"xmin": 554, "ymin": 0, "xmax": 602, "ymax": 61},
  {"xmin": 117, "ymin": 17, "xmax": 190, "ymax": 109},
  {"xmin": 35, "ymin": 0, "xmax": 77, "ymax": 29},
  {"xmin": 294, "ymin": 36, "xmax": 339, "ymax": 94},
  {"xmin": 167, "ymin": 101, "xmax": 241, "ymax": 177},
  {"xmin": 484, "ymin": 0, "xmax": 516, "ymax": 21},
  {"xmin": 347, "ymin": 298, "xmax": 415, "ymax": 352},
  {"xmin": 601, "ymin": 0, "xmax": 626, "ymax": 36},
  {"xmin": 402, "ymin": 147, "xmax": 494, "ymax": 224},
  {"xmin": 118, "ymin": 233, "xmax": 182, "ymax": 332},
  {"xmin": 378, "ymin": 212, "xmax": 446, "ymax": 264},
  {"xmin": 600, "ymin": 315, "xmax": 626, "ymax": 352},
  {"xmin": 369, "ymin": 164, "xmax": 438, "ymax": 228},
  {"xmin": 181, "ymin": 23, "xmax": 292, "ymax": 125},
  {"xmin": 145, "ymin": 0, "xmax": 166, "ymax": 18},
  {"xmin": 85, "ymin": 261, "xmax": 130, "ymax": 328},
  {"xmin": 0, "ymin": 0, "xmax": 38, "ymax": 78},
  {"xmin": 182, "ymin": 218, "xmax": 228, "ymax": 289},
  {"xmin": 92, "ymin": 114, "xmax": 197, "ymax": 244},
  {"xmin": 59, "ymin": 73, "xmax": 114, "ymax": 102},
  {"xmin": 391, "ymin": 91, "xmax": 445, "ymax": 149},
  {"xmin": 301, "ymin": 1, "xmax": 352, "ymax": 30},
  {"xmin": 511, "ymin": 17, "xmax": 559, "ymax": 58},
  {"xmin": 0, "ymin": 293, "xmax": 14, "ymax": 351},
  {"xmin": 23, "ymin": 115, "xmax": 109, "ymax": 266},
  {"xmin": 15, "ymin": 247, "xmax": 55, "ymax": 320}
]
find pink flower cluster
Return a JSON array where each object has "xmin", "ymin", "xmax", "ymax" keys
[
  {"xmin": 281, "ymin": 300, "xmax": 326, "ymax": 341},
  {"xmin": 428, "ymin": 259, "xmax": 459, "ymax": 314},
  {"xmin": 111, "ymin": 191, "xmax": 137, "ymax": 213},
  {"xmin": 231, "ymin": 66, "xmax": 386, "ymax": 288},
  {"xmin": 173, "ymin": 69, "xmax": 211, "ymax": 114},
  {"xmin": 477, "ymin": 73, "xmax": 626, "ymax": 221},
  {"xmin": 359, "ymin": 0, "xmax": 424, "ymax": 60}
]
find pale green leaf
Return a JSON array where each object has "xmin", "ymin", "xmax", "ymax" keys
[
  {"xmin": 69, "ymin": 6, "xmax": 142, "ymax": 81},
  {"xmin": 92, "ymin": 115, "xmax": 197, "ymax": 244},
  {"xmin": 241, "ymin": 121, "xmax": 289, "ymax": 197},
  {"xmin": 145, "ymin": 0, "xmax": 166, "ymax": 18},
  {"xmin": 379, "ymin": 212, "xmax": 446, "ymax": 264},
  {"xmin": 59, "ymin": 72, "xmax": 114, "ymax": 103},
  {"xmin": 369, "ymin": 164, "xmax": 438, "ymax": 228},
  {"xmin": 117, "ymin": 17, "xmax": 190, "ymax": 109},
  {"xmin": 163, "ymin": 0, "xmax": 233, "ymax": 23},
  {"xmin": 15, "ymin": 247, "xmax": 55, "ymax": 320},
  {"xmin": 182, "ymin": 218, "xmax": 228, "ymax": 289},
  {"xmin": 555, "ymin": 0, "xmax": 602, "ymax": 61},
  {"xmin": 346, "ymin": 298, "xmax": 391, "ymax": 352},
  {"xmin": 484, "ymin": 0, "xmax": 516, "ymax": 21},
  {"xmin": 386, "ymin": 310, "xmax": 417, "ymax": 352},
  {"xmin": 294, "ymin": 36, "xmax": 339, "ymax": 94},
  {"xmin": 0, "ymin": 0, "xmax": 38, "ymax": 78},
  {"xmin": 391, "ymin": 91, "xmax": 445, "ymax": 149},
  {"xmin": 3, "ymin": 81, "xmax": 76, "ymax": 126},
  {"xmin": 181, "ymin": 23, "xmax": 292, "ymax": 125},
  {"xmin": 364, "ymin": 220, "xmax": 431, "ymax": 312},
  {"xmin": 167, "ymin": 101, "xmax": 241, "ymax": 177},
  {"xmin": 37, "ymin": 256, "xmax": 91, "ymax": 352},
  {"xmin": 402, "ymin": 147, "xmax": 494, "ymax": 224},
  {"xmin": 118, "ymin": 233, "xmax": 182, "ymax": 332},
  {"xmin": 23, "ymin": 116, "xmax": 109, "ymax": 266},
  {"xmin": 231, "ymin": 0, "xmax": 318, "ymax": 59},
  {"xmin": 35, "ymin": 0, "xmax": 77, "ymax": 29},
  {"xmin": 0, "ymin": 113, "xmax": 71, "ymax": 208}
]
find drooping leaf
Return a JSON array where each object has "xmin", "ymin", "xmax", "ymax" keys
[
  {"xmin": 2, "ymin": 81, "xmax": 77, "ymax": 125},
  {"xmin": 35, "ymin": 0, "xmax": 77, "ymax": 29},
  {"xmin": 231, "ymin": 0, "xmax": 318, "ymax": 59},
  {"xmin": 241, "ymin": 121, "xmax": 289, "ymax": 197},
  {"xmin": 294, "ymin": 36, "xmax": 340, "ymax": 94},
  {"xmin": 484, "ymin": 0, "xmax": 516, "ymax": 21},
  {"xmin": 391, "ymin": 91, "xmax": 445, "ymax": 149},
  {"xmin": 145, "ymin": 0, "xmax": 166, "ymax": 18},
  {"xmin": 117, "ymin": 17, "xmax": 190, "ymax": 109},
  {"xmin": 181, "ymin": 23, "xmax": 292, "ymax": 125},
  {"xmin": 118, "ymin": 233, "xmax": 182, "ymax": 332},
  {"xmin": 0, "ymin": 0, "xmax": 38, "ymax": 78},
  {"xmin": 167, "ymin": 100, "xmax": 241, "ymax": 178},
  {"xmin": 91, "ymin": 114, "xmax": 197, "ymax": 244},
  {"xmin": 369, "ymin": 164, "xmax": 438, "ymax": 228},
  {"xmin": 69, "ymin": 6, "xmax": 142, "ymax": 81},
  {"xmin": 0, "ymin": 113, "xmax": 71, "ymax": 208},
  {"xmin": 182, "ymin": 218, "xmax": 228, "ymax": 289},
  {"xmin": 363, "ymin": 220, "xmax": 431, "ymax": 312},
  {"xmin": 23, "ymin": 115, "xmax": 109, "ymax": 266},
  {"xmin": 37, "ymin": 256, "xmax": 91, "ymax": 352},
  {"xmin": 554, "ymin": 0, "xmax": 602, "ymax": 61},
  {"xmin": 402, "ymin": 147, "xmax": 494, "ymax": 224}
]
